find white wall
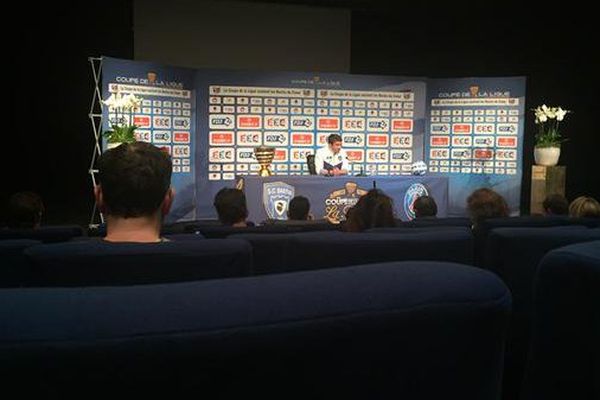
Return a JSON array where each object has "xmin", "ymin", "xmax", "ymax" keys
[{"xmin": 134, "ymin": 0, "xmax": 350, "ymax": 72}]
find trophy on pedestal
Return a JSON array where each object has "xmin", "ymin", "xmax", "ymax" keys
[{"xmin": 254, "ymin": 146, "xmax": 275, "ymax": 177}]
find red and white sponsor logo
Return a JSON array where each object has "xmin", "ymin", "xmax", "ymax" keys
[
  {"xmin": 474, "ymin": 149, "xmax": 494, "ymax": 160},
  {"xmin": 133, "ymin": 115, "xmax": 151, "ymax": 128},
  {"xmin": 391, "ymin": 119, "xmax": 413, "ymax": 132},
  {"xmin": 366, "ymin": 149, "xmax": 389, "ymax": 163},
  {"xmin": 153, "ymin": 116, "xmax": 171, "ymax": 129},
  {"xmin": 342, "ymin": 117, "xmax": 365, "ymax": 132},
  {"xmin": 452, "ymin": 124, "xmax": 472, "ymax": 134},
  {"xmin": 237, "ymin": 131, "xmax": 262, "ymax": 146},
  {"xmin": 451, "ymin": 148, "xmax": 472, "ymax": 160},
  {"xmin": 173, "ymin": 132, "xmax": 190, "ymax": 143},
  {"xmin": 209, "ymin": 147, "xmax": 235, "ymax": 163},
  {"xmin": 495, "ymin": 149, "xmax": 518, "ymax": 160},
  {"xmin": 264, "ymin": 115, "xmax": 289, "ymax": 130},
  {"xmin": 134, "ymin": 130, "xmax": 151, "ymax": 142},
  {"xmin": 496, "ymin": 136, "xmax": 517, "ymax": 148},
  {"xmin": 317, "ymin": 133, "xmax": 329, "ymax": 146},
  {"xmin": 346, "ymin": 149, "xmax": 364, "ymax": 162},
  {"xmin": 273, "ymin": 149, "xmax": 289, "ymax": 162},
  {"xmin": 391, "ymin": 134, "xmax": 412, "ymax": 148},
  {"xmin": 367, "ymin": 134, "xmax": 389, "ymax": 147},
  {"xmin": 474, "ymin": 123, "xmax": 495, "ymax": 134},
  {"xmin": 430, "ymin": 136, "xmax": 450, "ymax": 147},
  {"xmin": 291, "ymin": 148, "xmax": 313, "ymax": 162},
  {"xmin": 237, "ymin": 115, "xmax": 262, "ymax": 129},
  {"xmin": 209, "ymin": 131, "xmax": 234, "ymax": 146},
  {"xmin": 452, "ymin": 136, "xmax": 472, "ymax": 147},
  {"xmin": 318, "ymin": 117, "xmax": 340, "ymax": 131},
  {"xmin": 291, "ymin": 133, "xmax": 314, "ymax": 146},
  {"xmin": 429, "ymin": 149, "xmax": 449, "ymax": 159},
  {"xmin": 390, "ymin": 150, "xmax": 412, "ymax": 163},
  {"xmin": 173, "ymin": 145, "xmax": 190, "ymax": 158}
]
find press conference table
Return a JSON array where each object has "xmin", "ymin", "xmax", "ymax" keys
[{"xmin": 237, "ymin": 175, "xmax": 449, "ymax": 223}]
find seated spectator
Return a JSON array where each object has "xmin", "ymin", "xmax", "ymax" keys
[
  {"xmin": 95, "ymin": 142, "xmax": 174, "ymax": 243},
  {"xmin": 569, "ymin": 196, "xmax": 600, "ymax": 218},
  {"xmin": 413, "ymin": 195, "xmax": 438, "ymax": 219},
  {"xmin": 466, "ymin": 188, "xmax": 509, "ymax": 228},
  {"xmin": 288, "ymin": 196, "xmax": 312, "ymax": 221},
  {"xmin": 5, "ymin": 191, "xmax": 44, "ymax": 229},
  {"xmin": 542, "ymin": 193, "xmax": 569, "ymax": 216},
  {"xmin": 214, "ymin": 188, "xmax": 252, "ymax": 227},
  {"xmin": 344, "ymin": 189, "xmax": 396, "ymax": 232}
]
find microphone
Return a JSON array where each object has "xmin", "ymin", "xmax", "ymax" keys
[{"xmin": 373, "ymin": 180, "xmax": 377, "ymax": 190}]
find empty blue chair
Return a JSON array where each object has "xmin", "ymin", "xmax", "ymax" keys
[
  {"xmin": 0, "ymin": 261, "xmax": 511, "ymax": 398},
  {"xmin": 24, "ymin": 238, "xmax": 252, "ymax": 286},
  {"xmin": 522, "ymin": 240, "xmax": 600, "ymax": 400}
]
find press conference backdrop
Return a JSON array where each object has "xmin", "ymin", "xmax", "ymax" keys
[{"xmin": 101, "ymin": 57, "xmax": 525, "ymax": 221}]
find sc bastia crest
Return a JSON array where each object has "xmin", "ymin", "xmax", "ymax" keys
[
  {"xmin": 403, "ymin": 183, "xmax": 429, "ymax": 220},
  {"xmin": 263, "ymin": 182, "xmax": 295, "ymax": 220}
]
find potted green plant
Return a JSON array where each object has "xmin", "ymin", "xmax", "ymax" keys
[
  {"xmin": 102, "ymin": 93, "xmax": 143, "ymax": 150},
  {"xmin": 533, "ymin": 104, "xmax": 570, "ymax": 166}
]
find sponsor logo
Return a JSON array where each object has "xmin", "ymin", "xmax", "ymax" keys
[
  {"xmin": 173, "ymin": 117, "xmax": 191, "ymax": 129},
  {"xmin": 237, "ymin": 115, "xmax": 262, "ymax": 129},
  {"xmin": 452, "ymin": 136, "xmax": 472, "ymax": 146},
  {"xmin": 273, "ymin": 149, "xmax": 289, "ymax": 162},
  {"xmin": 153, "ymin": 116, "xmax": 171, "ymax": 129},
  {"xmin": 291, "ymin": 133, "xmax": 314, "ymax": 146},
  {"xmin": 391, "ymin": 134, "xmax": 412, "ymax": 148},
  {"xmin": 173, "ymin": 132, "xmax": 190, "ymax": 143},
  {"xmin": 367, "ymin": 134, "xmax": 389, "ymax": 147},
  {"xmin": 403, "ymin": 183, "xmax": 429, "ymax": 220},
  {"xmin": 429, "ymin": 149, "xmax": 449, "ymax": 159},
  {"xmin": 291, "ymin": 148, "xmax": 313, "ymax": 162},
  {"xmin": 324, "ymin": 182, "xmax": 368, "ymax": 223},
  {"xmin": 237, "ymin": 131, "xmax": 262, "ymax": 146},
  {"xmin": 209, "ymin": 147, "xmax": 235, "ymax": 162},
  {"xmin": 496, "ymin": 137, "xmax": 517, "ymax": 148},
  {"xmin": 209, "ymin": 114, "xmax": 234, "ymax": 129},
  {"xmin": 474, "ymin": 149, "xmax": 494, "ymax": 159},
  {"xmin": 392, "ymin": 119, "xmax": 413, "ymax": 132},
  {"xmin": 264, "ymin": 132, "xmax": 289, "ymax": 146},
  {"xmin": 291, "ymin": 116, "xmax": 313, "ymax": 130},
  {"xmin": 495, "ymin": 150, "xmax": 517, "ymax": 160},
  {"xmin": 346, "ymin": 150, "xmax": 364, "ymax": 162},
  {"xmin": 474, "ymin": 123, "xmax": 495, "ymax": 134},
  {"xmin": 153, "ymin": 131, "xmax": 171, "ymax": 143},
  {"xmin": 430, "ymin": 123, "xmax": 450, "ymax": 134},
  {"xmin": 172, "ymin": 145, "xmax": 190, "ymax": 158},
  {"xmin": 134, "ymin": 130, "xmax": 151, "ymax": 142},
  {"xmin": 366, "ymin": 149, "xmax": 389, "ymax": 163},
  {"xmin": 263, "ymin": 182, "xmax": 295, "ymax": 220},
  {"xmin": 452, "ymin": 124, "xmax": 472, "ymax": 134},
  {"xmin": 236, "ymin": 148, "xmax": 256, "ymax": 162},
  {"xmin": 342, "ymin": 133, "xmax": 364, "ymax": 147},
  {"xmin": 367, "ymin": 118, "xmax": 389, "ymax": 132},
  {"xmin": 342, "ymin": 117, "xmax": 365, "ymax": 131},
  {"xmin": 264, "ymin": 115, "xmax": 289, "ymax": 130},
  {"xmin": 473, "ymin": 136, "xmax": 494, "ymax": 147},
  {"xmin": 317, "ymin": 117, "xmax": 340, "ymax": 131},
  {"xmin": 497, "ymin": 123, "xmax": 518, "ymax": 134},
  {"xmin": 391, "ymin": 150, "xmax": 412, "ymax": 163},
  {"xmin": 430, "ymin": 136, "xmax": 450, "ymax": 147},
  {"xmin": 133, "ymin": 115, "xmax": 151, "ymax": 127},
  {"xmin": 209, "ymin": 131, "xmax": 234, "ymax": 146},
  {"xmin": 451, "ymin": 148, "xmax": 472, "ymax": 160}
]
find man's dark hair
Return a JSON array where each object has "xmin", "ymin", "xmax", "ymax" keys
[
  {"xmin": 213, "ymin": 188, "xmax": 248, "ymax": 225},
  {"xmin": 6, "ymin": 191, "xmax": 44, "ymax": 229},
  {"xmin": 288, "ymin": 196, "xmax": 310, "ymax": 220},
  {"xmin": 413, "ymin": 196, "xmax": 438, "ymax": 218},
  {"xmin": 466, "ymin": 188, "xmax": 509, "ymax": 226},
  {"xmin": 542, "ymin": 193, "xmax": 569, "ymax": 215},
  {"xmin": 98, "ymin": 142, "xmax": 172, "ymax": 218},
  {"xmin": 327, "ymin": 133, "xmax": 342, "ymax": 144},
  {"xmin": 344, "ymin": 189, "xmax": 395, "ymax": 232}
]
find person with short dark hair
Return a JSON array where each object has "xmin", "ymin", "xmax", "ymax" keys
[
  {"xmin": 344, "ymin": 189, "xmax": 396, "ymax": 232},
  {"xmin": 542, "ymin": 193, "xmax": 569, "ymax": 215},
  {"xmin": 288, "ymin": 196, "xmax": 311, "ymax": 221},
  {"xmin": 413, "ymin": 195, "xmax": 438, "ymax": 218},
  {"xmin": 6, "ymin": 191, "xmax": 44, "ymax": 229},
  {"xmin": 314, "ymin": 133, "xmax": 350, "ymax": 176},
  {"xmin": 466, "ymin": 188, "xmax": 509, "ymax": 227},
  {"xmin": 213, "ymin": 188, "xmax": 250, "ymax": 227},
  {"xmin": 95, "ymin": 142, "xmax": 174, "ymax": 242},
  {"xmin": 569, "ymin": 196, "xmax": 600, "ymax": 218}
]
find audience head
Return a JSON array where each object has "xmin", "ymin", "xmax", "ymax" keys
[
  {"xmin": 288, "ymin": 195, "xmax": 311, "ymax": 221},
  {"xmin": 213, "ymin": 188, "xmax": 249, "ymax": 226},
  {"xmin": 344, "ymin": 189, "xmax": 395, "ymax": 232},
  {"xmin": 542, "ymin": 193, "xmax": 569, "ymax": 215},
  {"xmin": 413, "ymin": 195, "xmax": 438, "ymax": 218},
  {"xmin": 6, "ymin": 191, "xmax": 44, "ymax": 229},
  {"xmin": 96, "ymin": 142, "xmax": 173, "ymax": 220},
  {"xmin": 466, "ymin": 188, "xmax": 509, "ymax": 226},
  {"xmin": 569, "ymin": 196, "xmax": 600, "ymax": 218}
]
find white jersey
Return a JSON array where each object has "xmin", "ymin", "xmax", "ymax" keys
[{"xmin": 314, "ymin": 146, "xmax": 350, "ymax": 175}]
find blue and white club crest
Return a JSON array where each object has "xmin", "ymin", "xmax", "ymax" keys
[
  {"xmin": 263, "ymin": 182, "xmax": 295, "ymax": 220},
  {"xmin": 403, "ymin": 183, "xmax": 429, "ymax": 220}
]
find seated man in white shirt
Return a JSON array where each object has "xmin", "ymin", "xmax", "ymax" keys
[{"xmin": 314, "ymin": 133, "xmax": 350, "ymax": 176}]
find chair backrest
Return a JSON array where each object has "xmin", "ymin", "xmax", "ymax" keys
[
  {"xmin": 0, "ymin": 261, "xmax": 511, "ymax": 398},
  {"xmin": 0, "ymin": 225, "xmax": 84, "ymax": 243},
  {"xmin": 306, "ymin": 153, "xmax": 317, "ymax": 175},
  {"xmin": 24, "ymin": 238, "xmax": 252, "ymax": 286},
  {"xmin": 522, "ymin": 240, "xmax": 600, "ymax": 400}
]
